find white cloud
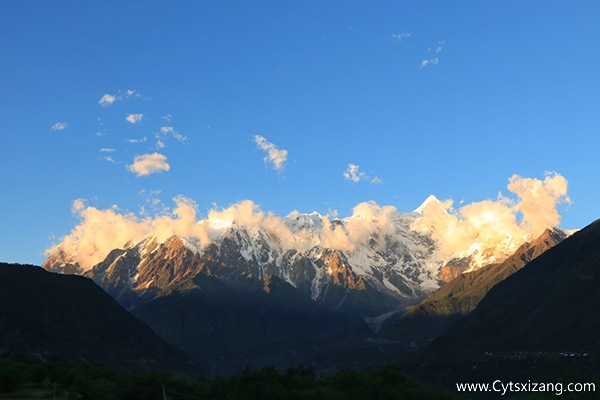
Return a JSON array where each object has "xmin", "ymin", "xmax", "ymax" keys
[
  {"xmin": 420, "ymin": 57, "xmax": 439, "ymax": 68},
  {"xmin": 98, "ymin": 94, "xmax": 116, "ymax": 107},
  {"xmin": 159, "ymin": 126, "xmax": 187, "ymax": 142},
  {"xmin": 51, "ymin": 122, "xmax": 68, "ymax": 131},
  {"xmin": 344, "ymin": 164, "xmax": 363, "ymax": 182},
  {"xmin": 98, "ymin": 89, "xmax": 142, "ymax": 107},
  {"xmin": 125, "ymin": 89, "xmax": 141, "ymax": 98},
  {"xmin": 254, "ymin": 135, "xmax": 288, "ymax": 172},
  {"xmin": 126, "ymin": 113, "xmax": 144, "ymax": 124},
  {"xmin": 162, "ymin": 114, "xmax": 173, "ymax": 122},
  {"xmin": 421, "ymin": 41, "xmax": 444, "ymax": 68},
  {"xmin": 127, "ymin": 153, "xmax": 170, "ymax": 177},
  {"xmin": 45, "ymin": 197, "xmax": 393, "ymax": 270},
  {"xmin": 128, "ymin": 136, "xmax": 147, "ymax": 144},
  {"xmin": 392, "ymin": 33, "xmax": 411, "ymax": 41},
  {"xmin": 343, "ymin": 164, "xmax": 382, "ymax": 184},
  {"xmin": 45, "ymin": 173, "xmax": 571, "ymax": 273},
  {"xmin": 99, "ymin": 148, "xmax": 116, "ymax": 162},
  {"xmin": 411, "ymin": 172, "xmax": 570, "ymax": 267},
  {"xmin": 139, "ymin": 189, "xmax": 165, "ymax": 216}
]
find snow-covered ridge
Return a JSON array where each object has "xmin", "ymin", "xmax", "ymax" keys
[
  {"xmin": 44, "ymin": 204, "xmax": 444, "ymax": 312},
  {"xmin": 43, "ymin": 189, "xmax": 572, "ymax": 314}
]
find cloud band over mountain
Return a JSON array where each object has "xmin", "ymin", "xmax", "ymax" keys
[
  {"xmin": 46, "ymin": 173, "xmax": 570, "ymax": 272},
  {"xmin": 411, "ymin": 172, "xmax": 570, "ymax": 265}
]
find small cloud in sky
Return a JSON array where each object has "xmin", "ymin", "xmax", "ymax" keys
[
  {"xmin": 128, "ymin": 136, "xmax": 147, "ymax": 144},
  {"xmin": 51, "ymin": 122, "xmax": 68, "ymax": 131},
  {"xmin": 254, "ymin": 135, "xmax": 288, "ymax": 172},
  {"xmin": 127, "ymin": 153, "xmax": 170, "ymax": 177},
  {"xmin": 98, "ymin": 94, "xmax": 116, "ymax": 107},
  {"xmin": 125, "ymin": 89, "xmax": 141, "ymax": 98},
  {"xmin": 420, "ymin": 57, "xmax": 439, "ymax": 68},
  {"xmin": 99, "ymin": 148, "xmax": 116, "ymax": 163},
  {"xmin": 421, "ymin": 41, "xmax": 444, "ymax": 68},
  {"xmin": 98, "ymin": 89, "xmax": 142, "ymax": 107},
  {"xmin": 126, "ymin": 113, "xmax": 144, "ymax": 124},
  {"xmin": 162, "ymin": 114, "xmax": 173, "ymax": 122},
  {"xmin": 153, "ymin": 126, "xmax": 187, "ymax": 149},
  {"xmin": 392, "ymin": 32, "xmax": 411, "ymax": 41},
  {"xmin": 138, "ymin": 189, "xmax": 165, "ymax": 216},
  {"xmin": 159, "ymin": 126, "xmax": 187, "ymax": 142},
  {"xmin": 343, "ymin": 163, "xmax": 382, "ymax": 184}
]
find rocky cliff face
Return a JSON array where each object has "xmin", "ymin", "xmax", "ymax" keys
[{"xmin": 43, "ymin": 210, "xmax": 443, "ymax": 316}]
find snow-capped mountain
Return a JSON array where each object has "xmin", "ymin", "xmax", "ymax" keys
[
  {"xmin": 43, "ymin": 201, "xmax": 447, "ymax": 315},
  {"xmin": 42, "ymin": 195, "xmax": 549, "ymax": 316}
]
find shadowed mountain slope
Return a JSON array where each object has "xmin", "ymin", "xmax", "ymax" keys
[
  {"xmin": 382, "ymin": 228, "xmax": 567, "ymax": 346},
  {"xmin": 132, "ymin": 273, "xmax": 369, "ymax": 376},
  {"xmin": 428, "ymin": 219, "xmax": 600, "ymax": 355},
  {"xmin": 0, "ymin": 263, "xmax": 198, "ymax": 375}
]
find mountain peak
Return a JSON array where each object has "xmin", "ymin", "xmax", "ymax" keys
[{"xmin": 414, "ymin": 194, "xmax": 441, "ymax": 214}]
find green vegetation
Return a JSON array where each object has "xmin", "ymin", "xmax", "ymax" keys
[{"xmin": 0, "ymin": 354, "xmax": 459, "ymax": 400}]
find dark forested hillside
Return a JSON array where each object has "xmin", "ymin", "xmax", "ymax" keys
[{"xmin": 0, "ymin": 263, "xmax": 197, "ymax": 375}]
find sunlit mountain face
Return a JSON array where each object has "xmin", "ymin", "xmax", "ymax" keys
[{"xmin": 43, "ymin": 173, "xmax": 571, "ymax": 315}]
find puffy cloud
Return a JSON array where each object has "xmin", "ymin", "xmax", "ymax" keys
[
  {"xmin": 50, "ymin": 199, "xmax": 151, "ymax": 270},
  {"xmin": 507, "ymin": 172, "xmax": 570, "ymax": 236},
  {"xmin": 127, "ymin": 153, "xmax": 170, "ymax": 177},
  {"xmin": 321, "ymin": 201, "xmax": 396, "ymax": 252},
  {"xmin": 411, "ymin": 172, "xmax": 570, "ymax": 266},
  {"xmin": 46, "ymin": 198, "xmax": 284, "ymax": 270},
  {"xmin": 126, "ymin": 113, "xmax": 144, "ymax": 124},
  {"xmin": 46, "ymin": 197, "xmax": 399, "ymax": 271},
  {"xmin": 45, "ymin": 173, "xmax": 571, "ymax": 274},
  {"xmin": 98, "ymin": 94, "xmax": 116, "ymax": 106},
  {"xmin": 343, "ymin": 164, "xmax": 362, "ymax": 182},
  {"xmin": 254, "ymin": 135, "xmax": 288, "ymax": 172},
  {"xmin": 51, "ymin": 122, "xmax": 68, "ymax": 131},
  {"xmin": 343, "ymin": 164, "xmax": 382, "ymax": 184}
]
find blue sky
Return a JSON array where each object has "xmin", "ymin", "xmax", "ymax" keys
[{"xmin": 1, "ymin": 1, "xmax": 599, "ymax": 265}]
